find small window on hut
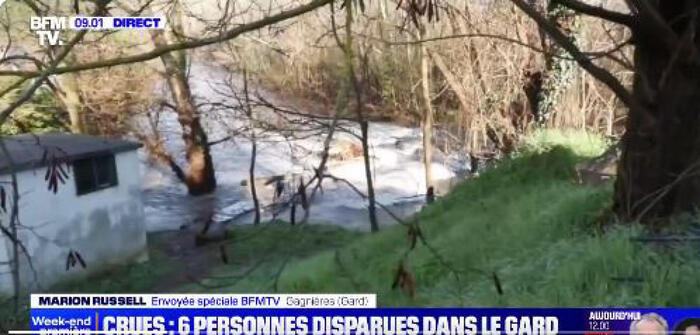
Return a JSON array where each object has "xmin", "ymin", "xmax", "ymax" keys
[{"xmin": 73, "ymin": 154, "xmax": 118, "ymax": 195}]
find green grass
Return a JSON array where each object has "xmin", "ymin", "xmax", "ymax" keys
[
  {"xmin": 198, "ymin": 130, "xmax": 700, "ymax": 306},
  {"xmin": 259, "ymin": 147, "xmax": 616, "ymax": 306},
  {"xmin": 523, "ymin": 128, "xmax": 612, "ymax": 157},
  {"xmin": 180, "ymin": 223, "xmax": 363, "ymax": 292},
  {"xmin": 50, "ymin": 250, "xmax": 175, "ymax": 293}
]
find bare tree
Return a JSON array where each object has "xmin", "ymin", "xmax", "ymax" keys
[
  {"xmin": 153, "ymin": 45, "xmax": 217, "ymax": 195},
  {"xmin": 418, "ymin": 21, "xmax": 434, "ymax": 197},
  {"xmin": 333, "ymin": 0, "xmax": 379, "ymax": 232},
  {"xmin": 242, "ymin": 70, "xmax": 261, "ymax": 225},
  {"xmin": 0, "ymin": 0, "xmax": 335, "ymax": 123}
]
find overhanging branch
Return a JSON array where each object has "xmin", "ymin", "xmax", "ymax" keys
[
  {"xmin": 0, "ymin": 0, "xmax": 114, "ymax": 126},
  {"xmin": 0, "ymin": 0, "xmax": 333, "ymax": 79}
]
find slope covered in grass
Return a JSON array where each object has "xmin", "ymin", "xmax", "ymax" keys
[
  {"xmin": 4, "ymin": 130, "xmax": 698, "ymax": 328},
  {"xmin": 202, "ymin": 131, "xmax": 700, "ymax": 306}
]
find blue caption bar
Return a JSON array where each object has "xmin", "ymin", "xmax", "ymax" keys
[{"xmin": 27, "ymin": 308, "xmax": 700, "ymax": 335}]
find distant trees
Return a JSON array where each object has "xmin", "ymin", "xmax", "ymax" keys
[
  {"xmin": 4, "ymin": 0, "xmax": 697, "ymax": 224},
  {"xmin": 0, "ymin": 88, "xmax": 64, "ymax": 135}
]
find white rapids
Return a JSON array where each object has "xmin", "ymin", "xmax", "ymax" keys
[{"xmin": 138, "ymin": 62, "xmax": 471, "ymax": 232}]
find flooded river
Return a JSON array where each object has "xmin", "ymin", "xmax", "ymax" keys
[{"xmin": 138, "ymin": 62, "xmax": 470, "ymax": 232}]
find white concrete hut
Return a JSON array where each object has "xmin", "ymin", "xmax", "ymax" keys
[{"xmin": 0, "ymin": 133, "xmax": 147, "ymax": 294}]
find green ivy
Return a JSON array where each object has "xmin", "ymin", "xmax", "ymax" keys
[{"xmin": 535, "ymin": 3, "xmax": 581, "ymax": 126}]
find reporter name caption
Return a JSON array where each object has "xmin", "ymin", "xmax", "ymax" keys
[
  {"xmin": 32, "ymin": 294, "xmax": 375, "ymax": 309},
  {"xmin": 26, "ymin": 294, "xmax": 563, "ymax": 335},
  {"xmin": 26, "ymin": 294, "xmax": 700, "ymax": 335},
  {"xmin": 30, "ymin": 16, "xmax": 166, "ymax": 46}
]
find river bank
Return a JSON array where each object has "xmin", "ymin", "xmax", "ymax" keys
[
  {"xmin": 3, "ymin": 129, "xmax": 699, "ymax": 335},
  {"xmin": 14, "ymin": 130, "xmax": 700, "ymax": 308}
]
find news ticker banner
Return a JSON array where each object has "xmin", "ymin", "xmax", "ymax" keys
[
  {"xmin": 30, "ymin": 16, "xmax": 166, "ymax": 46},
  {"xmin": 22, "ymin": 294, "xmax": 700, "ymax": 335}
]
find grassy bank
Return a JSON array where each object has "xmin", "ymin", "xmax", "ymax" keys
[
  {"xmin": 3, "ymin": 131, "xmax": 700, "ymax": 329},
  {"xmin": 194, "ymin": 130, "xmax": 700, "ymax": 306}
]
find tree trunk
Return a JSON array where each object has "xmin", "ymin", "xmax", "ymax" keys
[
  {"xmin": 360, "ymin": 121, "xmax": 379, "ymax": 232},
  {"xmin": 532, "ymin": 2, "xmax": 579, "ymax": 126},
  {"xmin": 144, "ymin": 2, "xmax": 216, "ymax": 196},
  {"xmin": 419, "ymin": 26, "xmax": 434, "ymax": 194},
  {"xmin": 342, "ymin": 0, "xmax": 379, "ymax": 232},
  {"xmin": 614, "ymin": 2, "xmax": 700, "ymax": 221},
  {"xmin": 60, "ymin": 73, "xmax": 85, "ymax": 134},
  {"xmin": 153, "ymin": 31, "xmax": 216, "ymax": 195},
  {"xmin": 164, "ymin": 55, "xmax": 216, "ymax": 195},
  {"xmin": 249, "ymin": 136, "xmax": 261, "ymax": 224},
  {"xmin": 243, "ymin": 71, "xmax": 261, "ymax": 225}
]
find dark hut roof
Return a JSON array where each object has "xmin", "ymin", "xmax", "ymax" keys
[{"xmin": 0, "ymin": 133, "xmax": 141, "ymax": 174}]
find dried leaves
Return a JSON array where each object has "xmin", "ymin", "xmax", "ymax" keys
[
  {"xmin": 66, "ymin": 249, "xmax": 87, "ymax": 271},
  {"xmin": 392, "ymin": 261, "xmax": 416, "ymax": 298},
  {"xmin": 340, "ymin": 0, "xmax": 366, "ymax": 13},
  {"xmin": 0, "ymin": 186, "xmax": 5, "ymax": 213},
  {"xmin": 492, "ymin": 271, "xmax": 504, "ymax": 295},
  {"xmin": 396, "ymin": 0, "xmax": 441, "ymax": 27},
  {"xmin": 42, "ymin": 149, "xmax": 70, "ymax": 194},
  {"xmin": 338, "ymin": 0, "xmax": 441, "ymax": 28}
]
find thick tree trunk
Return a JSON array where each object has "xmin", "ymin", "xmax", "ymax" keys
[
  {"xmin": 162, "ymin": 53, "xmax": 216, "ymax": 195},
  {"xmin": 152, "ymin": 31, "xmax": 216, "ymax": 195},
  {"xmin": 614, "ymin": 2, "xmax": 700, "ymax": 221},
  {"xmin": 145, "ymin": 3, "xmax": 216, "ymax": 196}
]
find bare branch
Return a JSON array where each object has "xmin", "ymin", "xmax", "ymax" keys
[
  {"xmin": 0, "ymin": 0, "xmax": 114, "ymax": 125},
  {"xmin": 555, "ymin": 0, "xmax": 635, "ymax": 27}
]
